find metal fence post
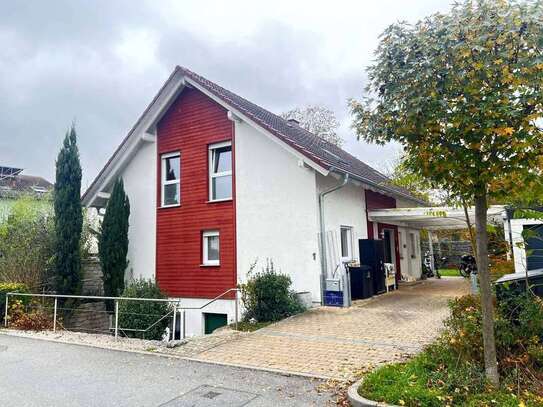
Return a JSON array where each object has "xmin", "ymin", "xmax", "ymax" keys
[
  {"xmin": 172, "ymin": 303, "xmax": 177, "ymax": 341},
  {"xmin": 234, "ymin": 289, "xmax": 238, "ymax": 331},
  {"xmin": 181, "ymin": 310, "xmax": 186, "ymax": 340},
  {"xmin": 4, "ymin": 294, "xmax": 9, "ymax": 327},
  {"xmin": 53, "ymin": 297, "xmax": 58, "ymax": 332},
  {"xmin": 114, "ymin": 300, "xmax": 119, "ymax": 340}
]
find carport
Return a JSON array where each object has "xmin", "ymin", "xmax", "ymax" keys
[{"xmin": 367, "ymin": 205, "xmax": 506, "ymax": 277}]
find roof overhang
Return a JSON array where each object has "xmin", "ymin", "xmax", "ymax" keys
[
  {"xmin": 82, "ymin": 69, "xmax": 187, "ymax": 207},
  {"xmin": 368, "ymin": 205, "xmax": 506, "ymax": 230}
]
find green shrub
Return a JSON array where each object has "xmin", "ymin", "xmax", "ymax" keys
[
  {"xmin": 117, "ymin": 279, "xmax": 171, "ymax": 340},
  {"xmin": 240, "ymin": 259, "xmax": 305, "ymax": 323},
  {"xmin": 359, "ymin": 294, "xmax": 543, "ymax": 406},
  {"xmin": 0, "ymin": 197, "xmax": 55, "ymax": 290},
  {"xmin": 0, "ymin": 282, "xmax": 29, "ymax": 322}
]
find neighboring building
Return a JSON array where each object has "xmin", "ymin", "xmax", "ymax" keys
[
  {"xmin": 0, "ymin": 166, "xmax": 53, "ymax": 219},
  {"xmin": 82, "ymin": 67, "xmax": 426, "ymax": 336},
  {"xmin": 506, "ymin": 208, "xmax": 543, "ymax": 274}
]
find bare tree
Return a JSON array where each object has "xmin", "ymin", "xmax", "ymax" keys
[{"xmin": 281, "ymin": 105, "xmax": 343, "ymax": 147}]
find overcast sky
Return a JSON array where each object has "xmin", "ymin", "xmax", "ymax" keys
[{"xmin": 1, "ymin": 0, "xmax": 452, "ymax": 188}]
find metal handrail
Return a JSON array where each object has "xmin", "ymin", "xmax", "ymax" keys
[{"xmin": 4, "ymin": 287, "xmax": 241, "ymax": 340}]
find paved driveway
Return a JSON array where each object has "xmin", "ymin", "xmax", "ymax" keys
[
  {"xmin": 191, "ymin": 278, "xmax": 469, "ymax": 380},
  {"xmin": 0, "ymin": 335, "xmax": 331, "ymax": 407}
]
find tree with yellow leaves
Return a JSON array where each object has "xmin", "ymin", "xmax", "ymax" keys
[{"xmin": 351, "ymin": 0, "xmax": 543, "ymax": 386}]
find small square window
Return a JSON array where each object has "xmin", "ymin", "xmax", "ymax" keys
[
  {"xmin": 209, "ymin": 142, "xmax": 232, "ymax": 201},
  {"xmin": 203, "ymin": 230, "xmax": 220, "ymax": 266},
  {"xmin": 161, "ymin": 153, "xmax": 180, "ymax": 207}
]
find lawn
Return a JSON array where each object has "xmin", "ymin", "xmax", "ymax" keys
[
  {"xmin": 438, "ymin": 268, "xmax": 461, "ymax": 277},
  {"xmin": 358, "ymin": 351, "xmax": 541, "ymax": 407}
]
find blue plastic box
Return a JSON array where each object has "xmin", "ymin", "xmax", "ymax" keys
[{"xmin": 324, "ymin": 290, "xmax": 343, "ymax": 307}]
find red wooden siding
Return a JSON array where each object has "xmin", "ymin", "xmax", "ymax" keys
[
  {"xmin": 156, "ymin": 88, "xmax": 236, "ymax": 298},
  {"xmin": 365, "ymin": 190, "xmax": 401, "ymax": 279}
]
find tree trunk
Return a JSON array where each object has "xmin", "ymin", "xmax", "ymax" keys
[
  {"xmin": 462, "ymin": 199, "xmax": 477, "ymax": 259},
  {"xmin": 474, "ymin": 191, "xmax": 500, "ymax": 387}
]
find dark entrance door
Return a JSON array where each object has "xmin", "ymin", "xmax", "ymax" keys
[{"xmin": 524, "ymin": 224, "xmax": 543, "ymax": 271}]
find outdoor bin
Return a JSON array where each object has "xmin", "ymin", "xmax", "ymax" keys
[
  {"xmin": 348, "ymin": 265, "xmax": 373, "ymax": 300},
  {"xmin": 495, "ymin": 269, "xmax": 543, "ymax": 302}
]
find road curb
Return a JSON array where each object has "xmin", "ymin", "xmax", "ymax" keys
[
  {"xmin": 348, "ymin": 379, "xmax": 400, "ymax": 407},
  {"xmin": 0, "ymin": 330, "xmax": 339, "ymax": 382}
]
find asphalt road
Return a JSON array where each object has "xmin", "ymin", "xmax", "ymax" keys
[{"xmin": 0, "ymin": 335, "xmax": 332, "ymax": 407}]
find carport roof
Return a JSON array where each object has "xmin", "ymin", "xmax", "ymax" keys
[{"xmin": 368, "ymin": 205, "xmax": 506, "ymax": 230}]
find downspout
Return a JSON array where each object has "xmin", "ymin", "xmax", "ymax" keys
[{"xmin": 318, "ymin": 171, "xmax": 349, "ymax": 305}]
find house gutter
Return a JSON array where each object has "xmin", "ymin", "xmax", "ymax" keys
[{"xmin": 318, "ymin": 169, "xmax": 349, "ymax": 305}]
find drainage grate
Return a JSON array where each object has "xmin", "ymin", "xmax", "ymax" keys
[
  {"xmin": 202, "ymin": 391, "xmax": 221, "ymax": 399},
  {"xmin": 160, "ymin": 385, "xmax": 258, "ymax": 406}
]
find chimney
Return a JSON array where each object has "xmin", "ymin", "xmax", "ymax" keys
[{"xmin": 287, "ymin": 118, "xmax": 300, "ymax": 126}]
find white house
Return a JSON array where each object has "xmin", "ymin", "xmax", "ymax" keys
[{"xmin": 82, "ymin": 66, "xmax": 426, "ymax": 336}]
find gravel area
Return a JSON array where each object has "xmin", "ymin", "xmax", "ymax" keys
[{"xmin": 0, "ymin": 327, "xmax": 247, "ymax": 358}]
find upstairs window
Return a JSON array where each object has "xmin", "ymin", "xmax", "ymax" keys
[
  {"xmin": 209, "ymin": 141, "xmax": 232, "ymax": 201},
  {"xmin": 161, "ymin": 152, "xmax": 180, "ymax": 207},
  {"xmin": 340, "ymin": 226, "xmax": 353, "ymax": 261},
  {"xmin": 203, "ymin": 230, "xmax": 220, "ymax": 266}
]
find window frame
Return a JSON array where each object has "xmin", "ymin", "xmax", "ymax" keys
[
  {"xmin": 340, "ymin": 226, "xmax": 353, "ymax": 261},
  {"xmin": 202, "ymin": 230, "xmax": 220, "ymax": 266},
  {"xmin": 208, "ymin": 141, "xmax": 232, "ymax": 202},
  {"xmin": 161, "ymin": 152, "xmax": 181, "ymax": 208}
]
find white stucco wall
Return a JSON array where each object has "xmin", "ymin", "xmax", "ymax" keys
[
  {"xmin": 510, "ymin": 218, "xmax": 543, "ymax": 274},
  {"xmin": 234, "ymin": 121, "xmax": 322, "ymax": 302},
  {"xmin": 118, "ymin": 141, "xmax": 157, "ymax": 281},
  {"xmin": 316, "ymin": 174, "xmax": 368, "ymax": 275}
]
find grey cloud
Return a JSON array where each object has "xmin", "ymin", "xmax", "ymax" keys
[{"xmin": 0, "ymin": 1, "xmax": 447, "ymax": 188}]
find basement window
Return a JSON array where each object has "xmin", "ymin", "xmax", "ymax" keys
[
  {"xmin": 161, "ymin": 152, "xmax": 180, "ymax": 207},
  {"xmin": 203, "ymin": 230, "xmax": 220, "ymax": 266},
  {"xmin": 209, "ymin": 141, "xmax": 232, "ymax": 201}
]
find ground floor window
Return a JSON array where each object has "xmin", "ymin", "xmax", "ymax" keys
[
  {"xmin": 202, "ymin": 230, "xmax": 220, "ymax": 266},
  {"xmin": 340, "ymin": 226, "xmax": 353, "ymax": 261},
  {"xmin": 409, "ymin": 232, "xmax": 417, "ymax": 258}
]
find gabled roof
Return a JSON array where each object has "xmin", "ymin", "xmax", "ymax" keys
[
  {"xmin": 177, "ymin": 67, "xmax": 425, "ymax": 205},
  {"xmin": 83, "ymin": 66, "xmax": 426, "ymax": 206},
  {"xmin": 0, "ymin": 172, "xmax": 53, "ymax": 199}
]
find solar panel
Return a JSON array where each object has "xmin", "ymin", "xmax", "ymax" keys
[{"xmin": 0, "ymin": 166, "xmax": 23, "ymax": 181}]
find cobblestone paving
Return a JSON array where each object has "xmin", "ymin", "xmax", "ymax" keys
[{"xmin": 187, "ymin": 278, "xmax": 469, "ymax": 380}]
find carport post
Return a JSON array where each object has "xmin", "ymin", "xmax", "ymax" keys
[
  {"xmin": 4, "ymin": 294, "xmax": 8, "ymax": 327},
  {"xmin": 114, "ymin": 300, "xmax": 119, "ymax": 340},
  {"xmin": 53, "ymin": 297, "xmax": 58, "ymax": 332}
]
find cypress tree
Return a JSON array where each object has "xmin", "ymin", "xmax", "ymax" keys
[
  {"xmin": 54, "ymin": 125, "xmax": 83, "ymax": 295},
  {"xmin": 99, "ymin": 178, "xmax": 130, "ymax": 311}
]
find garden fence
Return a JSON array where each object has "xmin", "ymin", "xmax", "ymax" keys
[{"xmin": 3, "ymin": 288, "xmax": 239, "ymax": 340}]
